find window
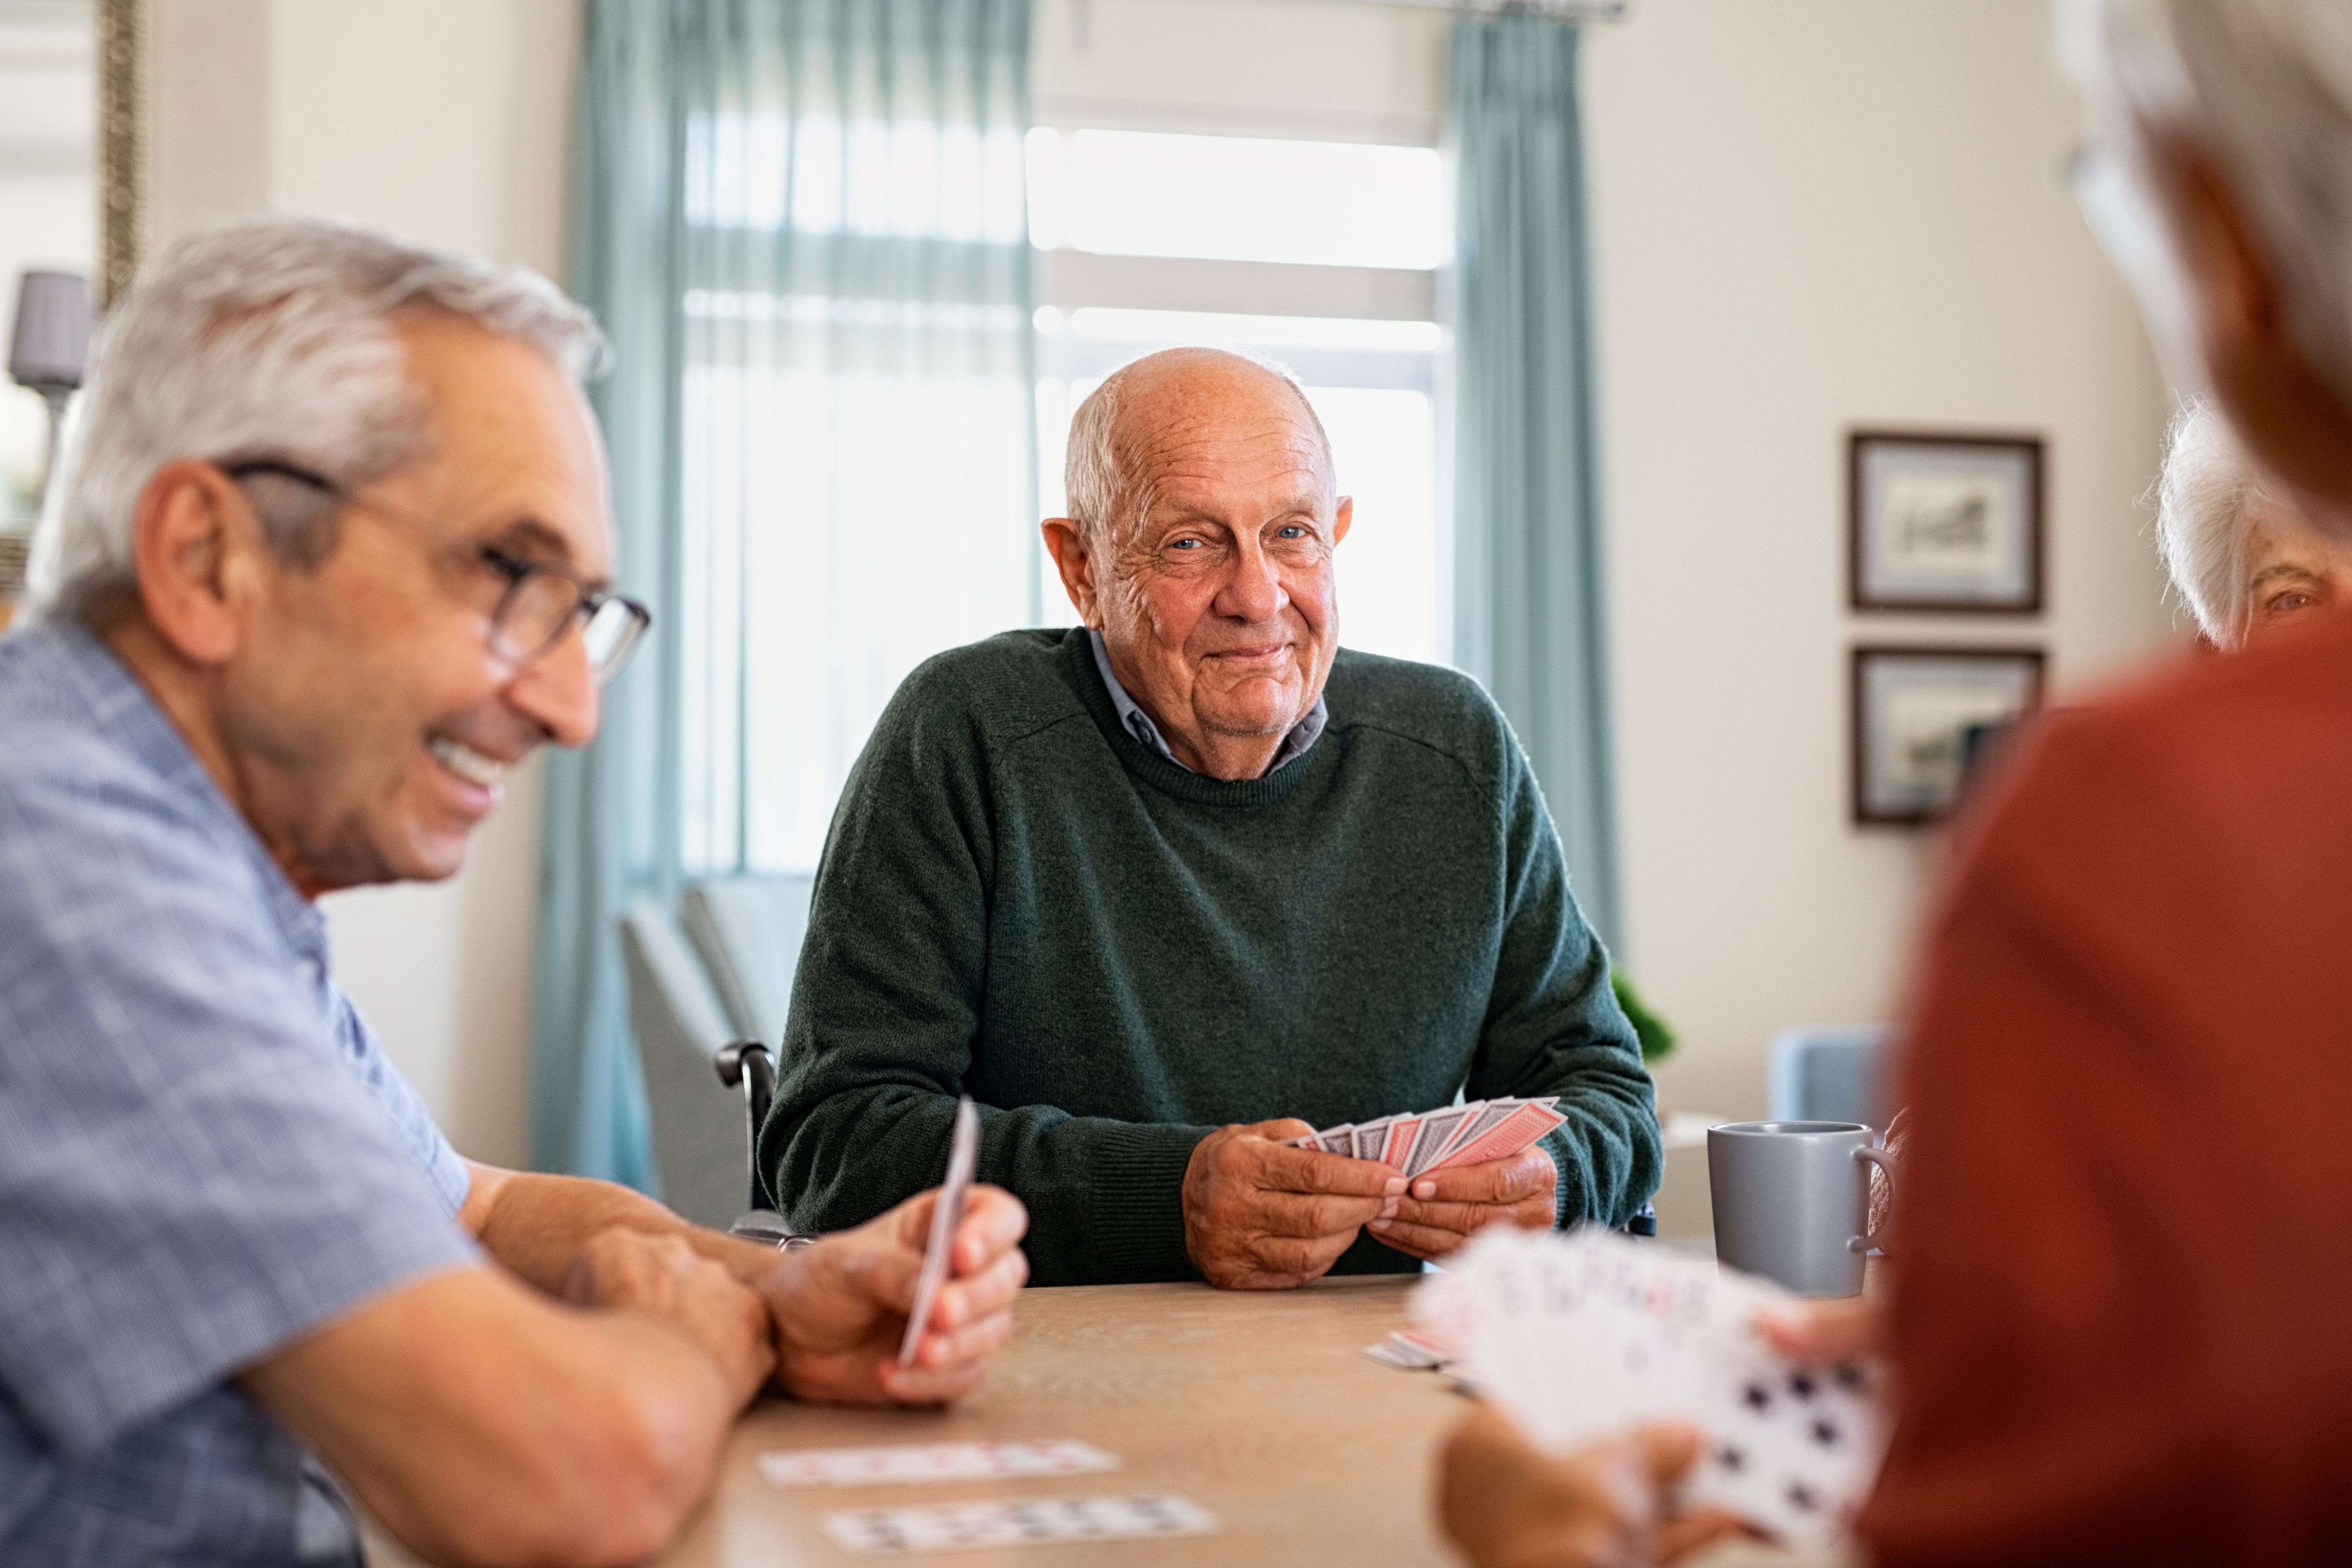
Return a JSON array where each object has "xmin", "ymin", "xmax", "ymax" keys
[
  {"xmin": 682, "ymin": 113, "xmax": 1452, "ymax": 874},
  {"xmin": 1027, "ymin": 126, "xmax": 1450, "ymax": 664},
  {"xmin": 1027, "ymin": 129, "xmax": 1446, "ymax": 269},
  {"xmin": 673, "ymin": 93, "xmax": 1036, "ymax": 876}
]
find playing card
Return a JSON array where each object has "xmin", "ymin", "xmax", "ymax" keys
[
  {"xmin": 1377, "ymin": 1114, "xmax": 1421, "ymax": 1166},
  {"xmin": 898, "ymin": 1096, "xmax": 979, "ymax": 1366},
  {"xmin": 1422, "ymin": 1098, "xmax": 1523, "ymax": 1165},
  {"xmin": 1361, "ymin": 1330, "xmax": 1453, "ymax": 1370},
  {"xmin": 1414, "ymin": 1227, "xmax": 1887, "ymax": 1553},
  {"xmin": 1283, "ymin": 1098, "xmax": 1567, "ymax": 1167},
  {"xmin": 1684, "ymin": 1355, "xmax": 1886, "ymax": 1547},
  {"xmin": 821, "ymin": 1494, "xmax": 1218, "ymax": 1553},
  {"xmin": 1401, "ymin": 1105, "xmax": 1478, "ymax": 1176},
  {"xmin": 760, "ymin": 1440, "xmax": 1118, "ymax": 1489},
  {"xmin": 1425, "ymin": 1101, "xmax": 1566, "ymax": 1173}
]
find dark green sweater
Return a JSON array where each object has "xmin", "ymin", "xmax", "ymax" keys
[{"xmin": 761, "ymin": 629, "xmax": 1661, "ymax": 1285}]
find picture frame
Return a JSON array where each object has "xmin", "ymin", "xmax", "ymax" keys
[
  {"xmin": 1849, "ymin": 430, "xmax": 2044, "ymax": 613},
  {"xmin": 1851, "ymin": 645, "xmax": 2045, "ymax": 826}
]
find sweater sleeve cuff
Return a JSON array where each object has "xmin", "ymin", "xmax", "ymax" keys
[{"xmin": 1077, "ymin": 1122, "xmax": 1212, "ymax": 1283}]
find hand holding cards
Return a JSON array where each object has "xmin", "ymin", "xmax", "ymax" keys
[{"xmin": 1416, "ymin": 1227, "xmax": 1889, "ymax": 1552}]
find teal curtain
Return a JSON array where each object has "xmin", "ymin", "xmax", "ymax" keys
[
  {"xmin": 1448, "ymin": 14, "xmax": 1621, "ymax": 955},
  {"xmin": 536, "ymin": 0, "xmax": 1035, "ymax": 1182}
]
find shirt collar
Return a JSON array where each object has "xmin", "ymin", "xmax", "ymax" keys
[
  {"xmin": 1086, "ymin": 628, "xmax": 1328, "ymax": 775},
  {"xmin": 37, "ymin": 619, "xmax": 331, "ymax": 969}
]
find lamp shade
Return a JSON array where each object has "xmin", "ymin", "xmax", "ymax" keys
[{"xmin": 9, "ymin": 271, "xmax": 92, "ymax": 395}]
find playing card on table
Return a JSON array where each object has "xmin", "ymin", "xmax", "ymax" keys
[
  {"xmin": 822, "ymin": 1494, "xmax": 1218, "ymax": 1554},
  {"xmin": 898, "ymin": 1095, "xmax": 979, "ymax": 1366},
  {"xmin": 1361, "ymin": 1329, "xmax": 1455, "ymax": 1371},
  {"xmin": 1414, "ymin": 1227, "xmax": 1887, "ymax": 1552},
  {"xmin": 760, "ymin": 1440, "xmax": 1118, "ymax": 1490}
]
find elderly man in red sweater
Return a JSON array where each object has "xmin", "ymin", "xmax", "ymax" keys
[{"xmin": 1439, "ymin": 1, "xmax": 2352, "ymax": 1563}]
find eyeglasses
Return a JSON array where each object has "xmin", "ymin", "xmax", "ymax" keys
[{"xmin": 222, "ymin": 458, "xmax": 652, "ymax": 685}]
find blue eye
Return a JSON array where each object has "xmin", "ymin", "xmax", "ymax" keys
[
  {"xmin": 1169, "ymin": 538, "xmax": 1200, "ymax": 550},
  {"xmin": 1276, "ymin": 525, "xmax": 1306, "ymax": 539}
]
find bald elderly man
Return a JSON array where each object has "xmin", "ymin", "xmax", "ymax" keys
[{"xmin": 765, "ymin": 348, "xmax": 1660, "ymax": 1288}]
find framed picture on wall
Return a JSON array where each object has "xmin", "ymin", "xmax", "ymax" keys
[
  {"xmin": 1849, "ymin": 430, "xmax": 2044, "ymax": 613},
  {"xmin": 1851, "ymin": 645, "xmax": 2045, "ymax": 825}
]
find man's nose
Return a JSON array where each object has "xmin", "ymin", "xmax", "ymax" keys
[
  {"xmin": 505, "ymin": 633, "xmax": 601, "ymax": 748},
  {"xmin": 1218, "ymin": 537, "xmax": 1288, "ymax": 624}
]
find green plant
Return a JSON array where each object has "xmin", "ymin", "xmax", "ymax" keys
[{"xmin": 1610, "ymin": 968, "xmax": 1677, "ymax": 1063}]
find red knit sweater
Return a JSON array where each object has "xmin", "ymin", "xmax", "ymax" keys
[{"xmin": 1860, "ymin": 606, "xmax": 2352, "ymax": 1564}]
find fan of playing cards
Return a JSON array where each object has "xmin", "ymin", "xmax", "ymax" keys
[
  {"xmin": 1415, "ymin": 1227, "xmax": 1889, "ymax": 1553},
  {"xmin": 1287, "ymin": 1096, "xmax": 1564, "ymax": 1177}
]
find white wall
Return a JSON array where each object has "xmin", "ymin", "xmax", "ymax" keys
[
  {"xmin": 147, "ymin": 0, "xmax": 583, "ymax": 1165},
  {"xmin": 1584, "ymin": 2, "xmax": 2174, "ymax": 1123},
  {"xmin": 1035, "ymin": 0, "xmax": 1446, "ymax": 142}
]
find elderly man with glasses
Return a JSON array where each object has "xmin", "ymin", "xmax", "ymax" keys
[
  {"xmin": 0, "ymin": 218, "xmax": 1027, "ymax": 1568},
  {"xmin": 764, "ymin": 346, "xmax": 1660, "ymax": 1290}
]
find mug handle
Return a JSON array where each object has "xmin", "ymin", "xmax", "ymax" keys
[{"xmin": 1849, "ymin": 1145, "xmax": 1900, "ymax": 1255}]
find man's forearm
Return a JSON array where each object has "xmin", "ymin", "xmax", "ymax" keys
[
  {"xmin": 461, "ymin": 1162, "xmax": 781, "ymax": 1294},
  {"xmin": 243, "ymin": 1266, "xmax": 749, "ymax": 1568}
]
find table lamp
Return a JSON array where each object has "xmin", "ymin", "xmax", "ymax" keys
[{"xmin": 9, "ymin": 269, "xmax": 94, "ymax": 510}]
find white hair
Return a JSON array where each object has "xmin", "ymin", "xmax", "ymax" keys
[
  {"xmin": 2154, "ymin": 396, "xmax": 2282, "ymax": 644},
  {"xmin": 26, "ymin": 216, "xmax": 604, "ymax": 622},
  {"xmin": 2065, "ymin": 0, "xmax": 2352, "ymax": 411},
  {"xmin": 1063, "ymin": 348, "xmax": 1335, "ymax": 551}
]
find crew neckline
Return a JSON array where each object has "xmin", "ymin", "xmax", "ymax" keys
[{"xmin": 1062, "ymin": 629, "xmax": 1329, "ymax": 807}]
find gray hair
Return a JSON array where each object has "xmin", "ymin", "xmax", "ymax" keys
[
  {"xmin": 27, "ymin": 216, "xmax": 604, "ymax": 622},
  {"xmin": 2066, "ymin": 0, "xmax": 2352, "ymax": 411},
  {"xmin": 1063, "ymin": 349, "xmax": 1335, "ymax": 551},
  {"xmin": 2154, "ymin": 397, "xmax": 2277, "ymax": 644}
]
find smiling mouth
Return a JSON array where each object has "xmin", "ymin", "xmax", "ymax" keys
[{"xmin": 429, "ymin": 735, "xmax": 510, "ymax": 799}]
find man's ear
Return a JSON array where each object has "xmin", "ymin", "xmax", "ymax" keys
[
  {"xmin": 1040, "ymin": 517, "xmax": 1101, "ymax": 626},
  {"xmin": 129, "ymin": 461, "xmax": 267, "ymax": 667},
  {"xmin": 1332, "ymin": 496, "xmax": 1353, "ymax": 547}
]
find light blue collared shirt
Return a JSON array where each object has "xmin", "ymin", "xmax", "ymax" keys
[
  {"xmin": 1087, "ymin": 628, "xmax": 1328, "ymax": 775},
  {"xmin": 0, "ymin": 621, "xmax": 479, "ymax": 1568}
]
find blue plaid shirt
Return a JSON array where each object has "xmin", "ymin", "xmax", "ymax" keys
[{"xmin": 0, "ymin": 622, "xmax": 480, "ymax": 1567}]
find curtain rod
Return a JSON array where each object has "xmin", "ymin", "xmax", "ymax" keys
[{"xmin": 1337, "ymin": 0, "xmax": 1629, "ymax": 19}]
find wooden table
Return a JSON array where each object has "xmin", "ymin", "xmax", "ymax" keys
[{"xmin": 653, "ymin": 1274, "xmax": 1469, "ymax": 1567}]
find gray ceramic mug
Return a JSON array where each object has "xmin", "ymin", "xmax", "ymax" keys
[{"xmin": 1707, "ymin": 1120, "xmax": 1897, "ymax": 1297}]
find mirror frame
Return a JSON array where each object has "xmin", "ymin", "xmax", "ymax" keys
[{"xmin": 95, "ymin": 0, "xmax": 138, "ymax": 308}]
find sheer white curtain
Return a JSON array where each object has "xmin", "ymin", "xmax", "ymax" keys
[
  {"xmin": 674, "ymin": 11, "xmax": 1038, "ymax": 876},
  {"xmin": 540, "ymin": 0, "xmax": 1034, "ymax": 1181}
]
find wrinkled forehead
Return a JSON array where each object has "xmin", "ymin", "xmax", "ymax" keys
[
  {"xmin": 1114, "ymin": 369, "xmax": 1335, "ymax": 517},
  {"xmin": 2244, "ymin": 488, "xmax": 2352, "ymax": 569},
  {"xmin": 400, "ymin": 316, "xmax": 617, "ymax": 575}
]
